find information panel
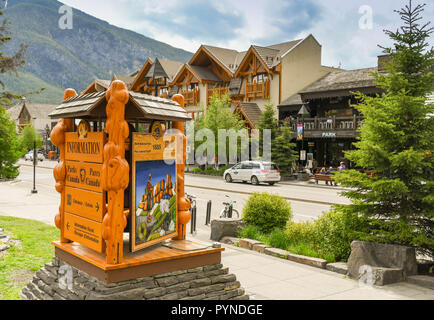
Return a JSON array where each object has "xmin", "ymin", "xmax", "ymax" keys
[
  {"xmin": 63, "ymin": 128, "xmax": 106, "ymax": 253},
  {"xmin": 64, "ymin": 212, "xmax": 104, "ymax": 253},
  {"xmin": 65, "ymin": 186, "xmax": 105, "ymax": 222},
  {"xmin": 65, "ymin": 132, "xmax": 105, "ymax": 163},
  {"xmin": 130, "ymin": 124, "xmax": 178, "ymax": 252},
  {"xmin": 65, "ymin": 161, "xmax": 103, "ymax": 193}
]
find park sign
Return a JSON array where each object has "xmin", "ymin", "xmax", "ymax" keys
[{"xmin": 49, "ymin": 82, "xmax": 193, "ymax": 267}]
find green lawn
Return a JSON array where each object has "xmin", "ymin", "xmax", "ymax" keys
[{"xmin": 0, "ymin": 216, "xmax": 59, "ymax": 300}]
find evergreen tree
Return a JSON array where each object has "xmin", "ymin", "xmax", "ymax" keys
[
  {"xmin": 334, "ymin": 1, "xmax": 434, "ymax": 259},
  {"xmin": 257, "ymin": 103, "xmax": 298, "ymax": 173},
  {"xmin": 272, "ymin": 124, "xmax": 298, "ymax": 175},
  {"xmin": 257, "ymin": 103, "xmax": 278, "ymax": 158},
  {"xmin": 0, "ymin": 4, "xmax": 27, "ymax": 179},
  {"xmin": 0, "ymin": 5, "xmax": 27, "ymax": 106}
]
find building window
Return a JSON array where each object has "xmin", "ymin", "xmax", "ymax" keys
[{"xmin": 252, "ymin": 73, "xmax": 268, "ymax": 83}]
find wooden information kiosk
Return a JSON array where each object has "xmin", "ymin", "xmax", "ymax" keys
[{"xmin": 48, "ymin": 81, "xmax": 224, "ymax": 283}]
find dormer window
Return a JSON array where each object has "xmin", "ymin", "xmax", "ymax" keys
[
  {"xmin": 252, "ymin": 73, "xmax": 268, "ymax": 83},
  {"xmin": 159, "ymin": 87, "xmax": 168, "ymax": 95}
]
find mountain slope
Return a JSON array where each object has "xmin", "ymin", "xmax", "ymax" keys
[{"xmin": 1, "ymin": 0, "xmax": 192, "ymax": 104}]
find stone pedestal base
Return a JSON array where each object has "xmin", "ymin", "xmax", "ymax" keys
[{"xmin": 20, "ymin": 257, "xmax": 249, "ymax": 300}]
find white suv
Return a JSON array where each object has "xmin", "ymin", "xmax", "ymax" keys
[{"xmin": 223, "ymin": 161, "xmax": 281, "ymax": 186}]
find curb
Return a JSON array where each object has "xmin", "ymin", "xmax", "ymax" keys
[
  {"xmin": 236, "ymin": 238, "xmax": 329, "ymax": 270},
  {"xmin": 226, "ymin": 238, "xmax": 434, "ymax": 290},
  {"xmin": 185, "ymin": 172, "xmax": 349, "ymax": 191}
]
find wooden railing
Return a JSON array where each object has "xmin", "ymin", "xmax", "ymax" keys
[
  {"xmin": 159, "ymin": 93, "xmax": 169, "ymax": 99},
  {"xmin": 246, "ymin": 79, "xmax": 270, "ymax": 100},
  {"xmin": 180, "ymin": 88, "xmax": 200, "ymax": 106},
  {"xmin": 280, "ymin": 115, "xmax": 364, "ymax": 132}
]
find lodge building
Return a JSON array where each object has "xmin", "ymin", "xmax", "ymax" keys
[{"xmin": 77, "ymin": 34, "xmax": 388, "ymax": 170}]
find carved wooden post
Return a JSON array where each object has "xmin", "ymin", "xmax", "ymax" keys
[
  {"xmin": 51, "ymin": 89, "xmax": 77, "ymax": 243},
  {"xmin": 102, "ymin": 80, "xmax": 130, "ymax": 264},
  {"xmin": 171, "ymin": 94, "xmax": 191, "ymax": 240}
]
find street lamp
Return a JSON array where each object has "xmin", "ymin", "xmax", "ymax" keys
[
  {"xmin": 297, "ymin": 104, "xmax": 310, "ymax": 171},
  {"xmin": 144, "ymin": 58, "xmax": 168, "ymax": 97},
  {"xmin": 31, "ymin": 140, "xmax": 38, "ymax": 194}
]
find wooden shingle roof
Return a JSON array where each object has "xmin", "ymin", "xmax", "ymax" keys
[
  {"xmin": 236, "ymin": 102, "xmax": 262, "ymax": 128},
  {"xmin": 49, "ymin": 91, "xmax": 191, "ymax": 122}
]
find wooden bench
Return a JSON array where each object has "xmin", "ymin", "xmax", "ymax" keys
[{"xmin": 314, "ymin": 174, "xmax": 336, "ymax": 185}]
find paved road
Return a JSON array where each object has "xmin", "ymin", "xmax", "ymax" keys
[
  {"xmin": 11, "ymin": 162, "xmax": 346, "ymax": 241},
  {"xmin": 2, "ymin": 161, "xmax": 432, "ymax": 300}
]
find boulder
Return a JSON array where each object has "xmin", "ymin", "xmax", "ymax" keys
[
  {"xmin": 210, "ymin": 219, "xmax": 245, "ymax": 242},
  {"xmin": 347, "ymin": 241, "xmax": 418, "ymax": 285}
]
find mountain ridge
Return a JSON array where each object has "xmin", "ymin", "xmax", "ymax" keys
[{"xmin": 2, "ymin": 0, "xmax": 193, "ymax": 104}]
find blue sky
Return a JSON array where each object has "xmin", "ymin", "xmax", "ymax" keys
[{"xmin": 61, "ymin": 0, "xmax": 434, "ymax": 70}]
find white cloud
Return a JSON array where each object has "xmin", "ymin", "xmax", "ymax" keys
[{"xmin": 60, "ymin": 0, "xmax": 434, "ymax": 69}]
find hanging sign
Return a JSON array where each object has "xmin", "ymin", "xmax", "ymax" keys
[
  {"xmin": 130, "ymin": 122, "xmax": 178, "ymax": 252},
  {"xmin": 322, "ymin": 132, "xmax": 337, "ymax": 138},
  {"xmin": 297, "ymin": 124, "xmax": 303, "ymax": 141}
]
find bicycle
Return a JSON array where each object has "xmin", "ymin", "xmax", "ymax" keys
[{"xmin": 219, "ymin": 195, "xmax": 239, "ymax": 219}]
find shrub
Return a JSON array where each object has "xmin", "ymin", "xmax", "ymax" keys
[
  {"xmin": 285, "ymin": 220, "xmax": 313, "ymax": 245},
  {"xmin": 242, "ymin": 192, "xmax": 292, "ymax": 233},
  {"xmin": 285, "ymin": 208, "xmax": 366, "ymax": 262},
  {"xmin": 310, "ymin": 208, "xmax": 365, "ymax": 262},
  {"xmin": 192, "ymin": 167, "xmax": 203, "ymax": 173},
  {"xmin": 238, "ymin": 224, "xmax": 262, "ymax": 240},
  {"xmin": 266, "ymin": 228, "xmax": 290, "ymax": 250}
]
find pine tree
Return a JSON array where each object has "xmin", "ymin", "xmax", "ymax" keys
[
  {"xmin": 272, "ymin": 124, "xmax": 298, "ymax": 176},
  {"xmin": 257, "ymin": 103, "xmax": 278, "ymax": 158},
  {"xmin": 257, "ymin": 103, "xmax": 298, "ymax": 173},
  {"xmin": 0, "ymin": 4, "xmax": 27, "ymax": 179},
  {"xmin": 334, "ymin": 0, "xmax": 434, "ymax": 259},
  {"xmin": 0, "ymin": 5, "xmax": 27, "ymax": 106}
]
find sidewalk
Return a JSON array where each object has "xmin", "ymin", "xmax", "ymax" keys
[{"xmin": 3, "ymin": 163, "xmax": 434, "ymax": 300}]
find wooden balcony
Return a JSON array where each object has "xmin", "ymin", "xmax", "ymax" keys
[
  {"xmin": 159, "ymin": 92, "xmax": 169, "ymax": 99},
  {"xmin": 207, "ymin": 87, "xmax": 228, "ymax": 104},
  {"xmin": 280, "ymin": 115, "xmax": 364, "ymax": 138},
  {"xmin": 246, "ymin": 79, "xmax": 270, "ymax": 100},
  {"xmin": 180, "ymin": 88, "xmax": 200, "ymax": 106}
]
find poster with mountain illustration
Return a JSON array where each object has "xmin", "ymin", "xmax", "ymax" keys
[
  {"xmin": 130, "ymin": 130, "xmax": 178, "ymax": 252},
  {"xmin": 132, "ymin": 160, "xmax": 177, "ymax": 250}
]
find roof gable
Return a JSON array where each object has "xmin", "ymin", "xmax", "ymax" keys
[
  {"xmin": 129, "ymin": 58, "xmax": 154, "ymax": 92},
  {"xmin": 190, "ymin": 45, "xmax": 239, "ymax": 76}
]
